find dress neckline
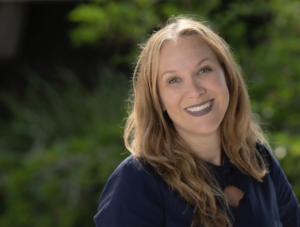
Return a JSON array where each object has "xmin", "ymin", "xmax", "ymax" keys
[{"xmin": 205, "ymin": 151, "xmax": 227, "ymax": 170}]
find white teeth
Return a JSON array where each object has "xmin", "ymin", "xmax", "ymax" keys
[{"xmin": 186, "ymin": 102, "xmax": 210, "ymax": 112}]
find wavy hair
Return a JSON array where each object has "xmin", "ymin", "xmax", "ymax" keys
[{"xmin": 124, "ymin": 16, "xmax": 268, "ymax": 227}]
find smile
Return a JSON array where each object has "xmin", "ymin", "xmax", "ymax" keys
[{"xmin": 184, "ymin": 99, "xmax": 214, "ymax": 117}]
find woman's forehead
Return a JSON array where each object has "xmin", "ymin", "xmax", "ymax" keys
[{"xmin": 158, "ymin": 36, "xmax": 218, "ymax": 72}]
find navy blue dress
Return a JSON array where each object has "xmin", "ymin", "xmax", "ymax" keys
[{"xmin": 94, "ymin": 143, "xmax": 300, "ymax": 227}]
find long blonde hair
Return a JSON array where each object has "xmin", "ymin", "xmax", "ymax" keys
[{"xmin": 124, "ymin": 16, "xmax": 267, "ymax": 227}]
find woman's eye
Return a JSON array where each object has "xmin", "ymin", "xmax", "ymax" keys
[
  {"xmin": 169, "ymin": 78, "xmax": 180, "ymax": 84},
  {"xmin": 198, "ymin": 67, "xmax": 211, "ymax": 74}
]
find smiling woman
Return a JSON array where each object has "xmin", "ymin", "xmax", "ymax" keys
[
  {"xmin": 157, "ymin": 35, "xmax": 229, "ymax": 162},
  {"xmin": 94, "ymin": 16, "xmax": 300, "ymax": 227}
]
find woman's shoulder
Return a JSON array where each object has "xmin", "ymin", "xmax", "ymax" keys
[
  {"xmin": 98, "ymin": 154, "xmax": 165, "ymax": 205},
  {"xmin": 255, "ymin": 142, "xmax": 300, "ymax": 225},
  {"xmin": 95, "ymin": 155, "xmax": 165, "ymax": 226},
  {"xmin": 108, "ymin": 154, "xmax": 163, "ymax": 184},
  {"xmin": 255, "ymin": 142, "xmax": 273, "ymax": 166},
  {"xmin": 255, "ymin": 141, "xmax": 282, "ymax": 180}
]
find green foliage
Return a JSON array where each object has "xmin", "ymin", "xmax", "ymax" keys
[
  {"xmin": 0, "ymin": 137, "xmax": 126, "ymax": 227},
  {"xmin": 67, "ymin": 0, "xmax": 222, "ymax": 65},
  {"xmin": 68, "ymin": 1, "xmax": 159, "ymax": 46},
  {"xmin": 0, "ymin": 67, "xmax": 130, "ymax": 227},
  {"xmin": 0, "ymin": 67, "xmax": 129, "ymax": 151}
]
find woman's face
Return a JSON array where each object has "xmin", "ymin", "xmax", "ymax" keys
[{"xmin": 157, "ymin": 35, "xmax": 230, "ymax": 140}]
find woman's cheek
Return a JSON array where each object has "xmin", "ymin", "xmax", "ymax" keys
[{"xmin": 162, "ymin": 88, "xmax": 180, "ymax": 109}]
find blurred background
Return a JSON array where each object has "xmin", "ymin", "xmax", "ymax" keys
[{"xmin": 0, "ymin": 0, "xmax": 299, "ymax": 226}]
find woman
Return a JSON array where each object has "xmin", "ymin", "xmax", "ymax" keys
[{"xmin": 94, "ymin": 16, "xmax": 300, "ymax": 227}]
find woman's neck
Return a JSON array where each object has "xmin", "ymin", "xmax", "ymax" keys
[{"xmin": 178, "ymin": 128, "xmax": 223, "ymax": 166}]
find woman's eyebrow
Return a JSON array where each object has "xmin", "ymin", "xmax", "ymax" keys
[
  {"xmin": 197, "ymin": 57, "xmax": 212, "ymax": 66},
  {"xmin": 161, "ymin": 57, "xmax": 212, "ymax": 79},
  {"xmin": 161, "ymin": 70, "xmax": 177, "ymax": 79}
]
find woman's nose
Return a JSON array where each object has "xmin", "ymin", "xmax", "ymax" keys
[{"xmin": 185, "ymin": 76, "xmax": 206, "ymax": 98}]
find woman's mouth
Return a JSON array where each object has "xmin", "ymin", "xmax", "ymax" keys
[{"xmin": 184, "ymin": 99, "xmax": 214, "ymax": 117}]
